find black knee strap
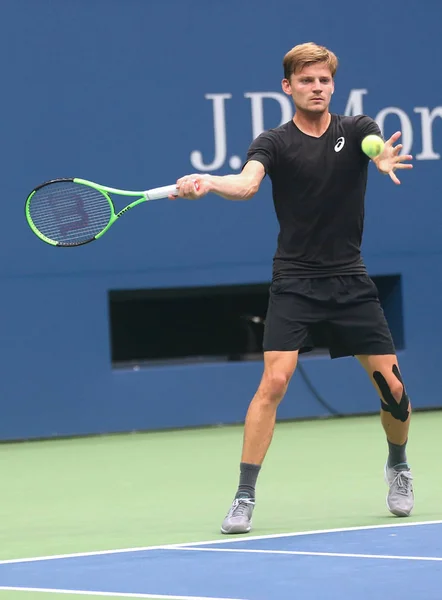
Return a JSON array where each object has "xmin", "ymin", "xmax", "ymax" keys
[{"xmin": 373, "ymin": 364, "xmax": 410, "ymax": 423}]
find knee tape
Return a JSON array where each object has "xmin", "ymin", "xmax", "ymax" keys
[{"xmin": 373, "ymin": 364, "xmax": 410, "ymax": 423}]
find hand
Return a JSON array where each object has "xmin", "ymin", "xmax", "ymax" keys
[
  {"xmin": 375, "ymin": 131, "xmax": 413, "ymax": 185},
  {"xmin": 169, "ymin": 174, "xmax": 213, "ymax": 199}
]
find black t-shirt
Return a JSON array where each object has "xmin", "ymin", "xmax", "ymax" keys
[{"xmin": 245, "ymin": 114, "xmax": 382, "ymax": 278}]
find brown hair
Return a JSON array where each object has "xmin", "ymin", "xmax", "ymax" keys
[{"xmin": 283, "ymin": 42, "xmax": 338, "ymax": 80}]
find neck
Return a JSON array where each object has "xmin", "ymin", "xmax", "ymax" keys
[{"xmin": 293, "ymin": 110, "xmax": 331, "ymax": 137}]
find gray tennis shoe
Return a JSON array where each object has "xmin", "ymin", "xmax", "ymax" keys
[
  {"xmin": 221, "ymin": 496, "xmax": 255, "ymax": 534},
  {"xmin": 385, "ymin": 463, "xmax": 414, "ymax": 517}
]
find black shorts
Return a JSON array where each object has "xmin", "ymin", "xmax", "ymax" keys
[{"xmin": 263, "ymin": 275, "xmax": 396, "ymax": 359}]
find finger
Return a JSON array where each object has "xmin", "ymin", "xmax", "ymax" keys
[
  {"xmin": 174, "ymin": 176, "xmax": 204, "ymax": 199},
  {"xmin": 182, "ymin": 179, "xmax": 197, "ymax": 192},
  {"xmin": 393, "ymin": 144, "xmax": 403, "ymax": 156},
  {"xmin": 176, "ymin": 175, "xmax": 199, "ymax": 187},
  {"xmin": 181, "ymin": 188, "xmax": 196, "ymax": 198},
  {"xmin": 394, "ymin": 163, "xmax": 413, "ymax": 169},
  {"xmin": 386, "ymin": 131, "xmax": 402, "ymax": 146},
  {"xmin": 389, "ymin": 170, "xmax": 401, "ymax": 185},
  {"xmin": 396, "ymin": 154, "xmax": 413, "ymax": 162},
  {"xmin": 180, "ymin": 183, "xmax": 200, "ymax": 199},
  {"xmin": 176, "ymin": 185, "xmax": 190, "ymax": 198}
]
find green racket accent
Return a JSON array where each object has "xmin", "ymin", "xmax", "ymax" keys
[
  {"xmin": 24, "ymin": 177, "xmax": 178, "ymax": 247},
  {"xmin": 73, "ymin": 178, "xmax": 147, "ymax": 197},
  {"xmin": 71, "ymin": 180, "xmax": 150, "ymax": 240}
]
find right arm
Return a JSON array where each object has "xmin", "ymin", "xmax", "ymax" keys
[
  {"xmin": 172, "ymin": 129, "xmax": 276, "ymax": 201},
  {"xmin": 173, "ymin": 160, "xmax": 266, "ymax": 201}
]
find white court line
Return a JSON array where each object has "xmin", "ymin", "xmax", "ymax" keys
[
  {"xmin": 0, "ymin": 545, "xmax": 176, "ymax": 566},
  {"xmin": 175, "ymin": 519, "xmax": 442, "ymax": 548},
  {"xmin": 0, "ymin": 588, "xmax": 246, "ymax": 600},
  {"xmin": 177, "ymin": 546, "xmax": 442, "ymax": 562},
  {"xmin": 1, "ymin": 519, "xmax": 442, "ymax": 565}
]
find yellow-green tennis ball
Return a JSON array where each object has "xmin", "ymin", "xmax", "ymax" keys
[{"xmin": 361, "ymin": 135, "xmax": 385, "ymax": 158}]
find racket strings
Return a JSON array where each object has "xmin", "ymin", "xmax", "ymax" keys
[{"xmin": 28, "ymin": 182, "xmax": 113, "ymax": 245}]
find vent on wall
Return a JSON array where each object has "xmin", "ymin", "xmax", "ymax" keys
[{"xmin": 108, "ymin": 275, "xmax": 404, "ymax": 368}]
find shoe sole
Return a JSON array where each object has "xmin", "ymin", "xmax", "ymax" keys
[
  {"xmin": 220, "ymin": 521, "xmax": 252, "ymax": 535},
  {"xmin": 384, "ymin": 463, "xmax": 413, "ymax": 517}
]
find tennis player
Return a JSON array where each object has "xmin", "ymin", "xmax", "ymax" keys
[{"xmin": 173, "ymin": 42, "xmax": 414, "ymax": 534}]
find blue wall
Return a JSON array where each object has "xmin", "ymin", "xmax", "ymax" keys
[{"xmin": 1, "ymin": 0, "xmax": 441, "ymax": 440}]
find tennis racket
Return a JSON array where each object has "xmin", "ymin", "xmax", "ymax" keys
[{"xmin": 25, "ymin": 177, "xmax": 191, "ymax": 247}]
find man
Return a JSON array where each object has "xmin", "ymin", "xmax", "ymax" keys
[{"xmin": 172, "ymin": 42, "xmax": 414, "ymax": 534}]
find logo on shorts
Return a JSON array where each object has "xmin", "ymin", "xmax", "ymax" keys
[{"xmin": 334, "ymin": 137, "xmax": 345, "ymax": 152}]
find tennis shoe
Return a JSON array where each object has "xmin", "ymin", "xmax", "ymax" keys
[
  {"xmin": 384, "ymin": 462, "xmax": 414, "ymax": 517},
  {"xmin": 221, "ymin": 496, "xmax": 255, "ymax": 534}
]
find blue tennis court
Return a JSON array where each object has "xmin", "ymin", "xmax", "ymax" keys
[{"xmin": 1, "ymin": 521, "xmax": 442, "ymax": 599}]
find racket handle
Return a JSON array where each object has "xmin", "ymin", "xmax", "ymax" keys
[
  {"xmin": 144, "ymin": 180, "xmax": 200, "ymax": 200},
  {"xmin": 144, "ymin": 184, "xmax": 178, "ymax": 200}
]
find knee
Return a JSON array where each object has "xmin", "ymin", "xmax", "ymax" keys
[
  {"xmin": 260, "ymin": 370, "xmax": 291, "ymax": 403},
  {"xmin": 374, "ymin": 365, "xmax": 405, "ymax": 404},
  {"xmin": 388, "ymin": 379, "xmax": 405, "ymax": 403},
  {"xmin": 374, "ymin": 364, "xmax": 410, "ymax": 423}
]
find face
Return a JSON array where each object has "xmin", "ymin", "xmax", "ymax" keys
[{"xmin": 282, "ymin": 62, "xmax": 334, "ymax": 114}]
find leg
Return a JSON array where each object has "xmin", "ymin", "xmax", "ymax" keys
[
  {"xmin": 357, "ymin": 354, "xmax": 414, "ymax": 517},
  {"xmin": 241, "ymin": 350, "xmax": 299, "ymax": 465},
  {"xmin": 324, "ymin": 275, "xmax": 414, "ymax": 516},
  {"xmin": 356, "ymin": 354, "xmax": 411, "ymax": 448},
  {"xmin": 221, "ymin": 350, "xmax": 298, "ymax": 534},
  {"xmin": 221, "ymin": 276, "xmax": 314, "ymax": 534}
]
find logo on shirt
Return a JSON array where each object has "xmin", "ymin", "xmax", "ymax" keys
[{"xmin": 334, "ymin": 137, "xmax": 345, "ymax": 152}]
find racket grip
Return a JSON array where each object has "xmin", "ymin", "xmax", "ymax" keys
[
  {"xmin": 144, "ymin": 184, "xmax": 178, "ymax": 200},
  {"xmin": 144, "ymin": 180, "xmax": 200, "ymax": 200}
]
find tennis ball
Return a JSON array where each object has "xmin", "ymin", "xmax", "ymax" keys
[{"xmin": 361, "ymin": 135, "xmax": 385, "ymax": 158}]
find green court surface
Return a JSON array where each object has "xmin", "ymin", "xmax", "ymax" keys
[{"xmin": 1, "ymin": 411, "xmax": 441, "ymax": 599}]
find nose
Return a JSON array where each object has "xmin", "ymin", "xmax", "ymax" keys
[{"xmin": 313, "ymin": 80, "xmax": 323, "ymax": 94}]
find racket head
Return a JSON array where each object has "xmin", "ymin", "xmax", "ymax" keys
[{"xmin": 25, "ymin": 178, "xmax": 115, "ymax": 247}]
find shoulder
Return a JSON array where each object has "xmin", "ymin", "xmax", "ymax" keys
[
  {"xmin": 334, "ymin": 114, "xmax": 377, "ymax": 129},
  {"xmin": 333, "ymin": 114, "xmax": 382, "ymax": 141},
  {"xmin": 254, "ymin": 121, "xmax": 294, "ymax": 143},
  {"xmin": 248, "ymin": 122, "xmax": 294, "ymax": 157}
]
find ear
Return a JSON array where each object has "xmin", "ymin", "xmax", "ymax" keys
[{"xmin": 281, "ymin": 78, "xmax": 292, "ymax": 96}]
